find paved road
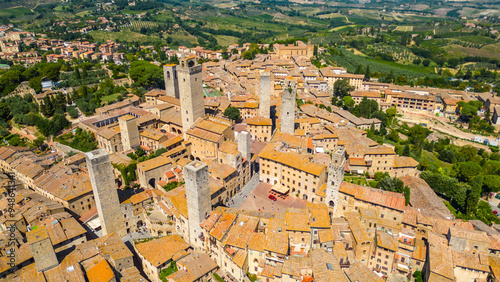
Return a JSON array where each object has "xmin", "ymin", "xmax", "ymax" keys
[{"xmin": 228, "ymin": 173, "xmax": 260, "ymax": 208}]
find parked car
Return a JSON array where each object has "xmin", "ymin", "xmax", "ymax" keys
[{"xmin": 268, "ymin": 195, "xmax": 276, "ymax": 201}]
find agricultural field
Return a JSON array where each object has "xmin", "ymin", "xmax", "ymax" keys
[
  {"xmin": 90, "ymin": 30, "xmax": 161, "ymax": 44},
  {"xmin": 214, "ymin": 35, "xmax": 239, "ymax": 46},
  {"xmin": 365, "ymin": 44, "xmax": 421, "ymax": 64},
  {"xmin": 322, "ymin": 48, "xmax": 436, "ymax": 80},
  {"xmin": 443, "ymin": 43, "xmax": 500, "ymax": 60},
  {"xmin": 395, "ymin": 26, "xmax": 413, "ymax": 32},
  {"xmin": 0, "ymin": 7, "xmax": 32, "ymax": 17},
  {"xmin": 122, "ymin": 21, "xmax": 159, "ymax": 30}
]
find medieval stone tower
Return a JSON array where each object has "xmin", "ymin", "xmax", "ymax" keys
[
  {"xmin": 27, "ymin": 226, "xmax": 58, "ymax": 272},
  {"xmin": 119, "ymin": 115, "xmax": 140, "ymax": 151},
  {"xmin": 185, "ymin": 161, "xmax": 211, "ymax": 250},
  {"xmin": 237, "ymin": 131, "xmax": 251, "ymax": 161},
  {"xmin": 178, "ymin": 55, "xmax": 204, "ymax": 137},
  {"xmin": 86, "ymin": 149, "xmax": 126, "ymax": 237},
  {"xmin": 280, "ymin": 78, "xmax": 297, "ymax": 135},
  {"xmin": 326, "ymin": 146, "xmax": 346, "ymax": 214},
  {"xmin": 259, "ymin": 73, "xmax": 271, "ymax": 119},
  {"xmin": 163, "ymin": 64, "xmax": 179, "ymax": 98}
]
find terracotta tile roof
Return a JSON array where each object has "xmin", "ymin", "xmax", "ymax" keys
[
  {"xmin": 376, "ymin": 231, "xmax": 398, "ymax": 252},
  {"xmin": 168, "ymin": 252, "xmax": 218, "ymax": 282},
  {"xmin": 248, "ymin": 232, "xmax": 266, "ymax": 252},
  {"xmin": 339, "ymin": 182, "xmax": 405, "ymax": 212},
  {"xmin": 223, "ymin": 215, "xmax": 259, "ymax": 249},
  {"xmin": 449, "ymin": 226, "xmax": 490, "ymax": 243},
  {"xmin": 264, "ymin": 230, "xmax": 288, "ymax": 255},
  {"xmin": 200, "ymin": 208, "xmax": 225, "ymax": 231},
  {"xmin": 195, "ymin": 119, "xmax": 229, "ymax": 135},
  {"xmin": 285, "ymin": 209, "xmax": 309, "ymax": 232},
  {"xmin": 307, "ymin": 203, "xmax": 330, "ymax": 228},
  {"xmin": 258, "ymin": 143, "xmax": 326, "ymax": 176},
  {"xmin": 282, "ymin": 256, "xmax": 312, "ymax": 277},
  {"xmin": 210, "ymin": 211, "xmax": 237, "ymax": 241},
  {"xmin": 186, "ymin": 127, "xmax": 223, "ymax": 143},
  {"xmin": 427, "ymin": 232, "xmax": 454, "ymax": 280},
  {"xmin": 401, "ymin": 176, "xmax": 452, "ymax": 220},
  {"xmin": 394, "ymin": 156, "xmax": 419, "ymax": 168},
  {"xmin": 218, "ymin": 141, "xmax": 239, "ymax": 156},
  {"xmin": 365, "ymin": 146, "xmax": 396, "ymax": 155},
  {"xmin": 158, "ymin": 96, "xmax": 180, "ymax": 106},
  {"xmin": 344, "ymin": 262, "xmax": 383, "ymax": 282},
  {"xmin": 452, "ymin": 250, "xmax": 489, "ymax": 272},
  {"xmin": 140, "ymin": 129, "xmax": 166, "ymax": 141},
  {"xmin": 345, "ymin": 213, "xmax": 371, "ymax": 243},
  {"xmin": 311, "ymin": 248, "xmax": 347, "ymax": 282},
  {"xmin": 349, "ymin": 158, "xmax": 366, "ymax": 166},
  {"xmin": 246, "ymin": 116, "xmax": 272, "ymax": 126},
  {"xmin": 96, "ymin": 127, "xmax": 119, "ymax": 140},
  {"xmin": 135, "ymin": 235, "xmax": 190, "ymax": 267},
  {"xmin": 350, "ymin": 91, "xmax": 381, "ymax": 98},
  {"xmin": 137, "ymin": 155, "xmax": 172, "ymax": 172},
  {"xmin": 86, "ymin": 259, "xmax": 115, "ymax": 282}
]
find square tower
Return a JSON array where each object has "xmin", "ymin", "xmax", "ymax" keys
[
  {"xmin": 184, "ymin": 161, "xmax": 211, "ymax": 250},
  {"xmin": 27, "ymin": 226, "xmax": 58, "ymax": 272},
  {"xmin": 280, "ymin": 78, "xmax": 297, "ymax": 135},
  {"xmin": 237, "ymin": 131, "xmax": 251, "ymax": 161},
  {"xmin": 119, "ymin": 115, "xmax": 140, "ymax": 151},
  {"xmin": 326, "ymin": 146, "xmax": 346, "ymax": 214},
  {"xmin": 178, "ymin": 55, "xmax": 205, "ymax": 137},
  {"xmin": 259, "ymin": 73, "xmax": 271, "ymax": 119},
  {"xmin": 86, "ymin": 149, "xmax": 126, "ymax": 237},
  {"xmin": 163, "ymin": 64, "xmax": 179, "ymax": 98}
]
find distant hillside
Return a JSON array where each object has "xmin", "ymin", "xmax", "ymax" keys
[{"xmin": 0, "ymin": 0, "xmax": 58, "ymax": 10}]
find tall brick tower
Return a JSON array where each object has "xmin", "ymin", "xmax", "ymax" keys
[
  {"xmin": 184, "ymin": 161, "xmax": 211, "ymax": 250},
  {"xmin": 178, "ymin": 55, "xmax": 204, "ymax": 137},
  {"xmin": 326, "ymin": 146, "xmax": 346, "ymax": 215},
  {"xmin": 86, "ymin": 149, "xmax": 125, "ymax": 237},
  {"xmin": 259, "ymin": 73, "xmax": 271, "ymax": 119},
  {"xmin": 119, "ymin": 115, "xmax": 140, "ymax": 151},
  {"xmin": 280, "ymin": 77, "xmax": 296, "ymax": 135},
  {"xmin": 163, "ymin": 64, "xmax": 179, "ymax": 98},
  {"xmin": 27, "ymin": 226, "xmax": 58, "ymax": 272}
]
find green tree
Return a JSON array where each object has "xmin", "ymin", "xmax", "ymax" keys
[
  {"xmin": 403, "ymin": 144, "xmax": 411, "ymax": 156},
  {"xmin": 129, "ymin": 61, "xmax": 163, "ymax": 88},
  {"xmin": 223, "ymin": 106, "xmax": 240, "ymax": 120},
  {"xmin": 333, "ymin": 78, "xmax": 354, "ymax": 98},
  {"xmin": 342, "ymin": 96, "xmax": 355, "ymax": 108},
  {"xmin": 29, "ymin": 77, "xmax": 42, "ymax": 93},
  {"xmin": 0, "ymin": 102, "xmax": 11, "ymax": 120},
  {"xmin": 364, "ymin": 66, "xmax": 370, "ymax": 81},
  {"xmin": 377, "ymin": 176, "xmax": 406, "ymax": 193},
  {"xmin": 388, "ymin": 129, "xmax": 399, "ymax": 143},
  {"xmin": 354, "ymin": 97, "xmax": 378, "ymax": 118},
  {"xmin": 455, "ymin": 161, "xmax": 482, "ymax": 183}
]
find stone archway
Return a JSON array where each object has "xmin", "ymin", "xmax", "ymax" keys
[{"xmin": 148, "ymin": 178, "xmax": 156, "ymax": 188}]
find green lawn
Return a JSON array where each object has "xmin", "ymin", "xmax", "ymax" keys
[
  {"xmin": 344, "ymin": 176, "xmax": 368, "ymax": 186},
  {"xmin": 159, "ymin": 262, "xmax": 178, "ymax": 282},
  {"xmin": 101, "ymin": 94, "xmax": 121, "ymax": 104}
]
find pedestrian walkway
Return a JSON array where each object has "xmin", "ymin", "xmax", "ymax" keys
[{"xmin": 228, "ymin": 173, "xmax": 260, "ymax": 208}]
